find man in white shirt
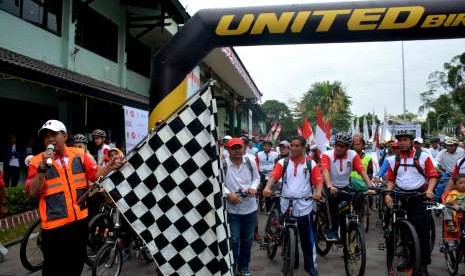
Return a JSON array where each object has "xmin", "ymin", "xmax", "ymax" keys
[
  {"xmin": 436, "ymin": 137, "xmax": 465, "ymax": 174},
  {"xmin": 223, "ymin": 138, "xmax": 260, "ymax": 276},
  {"xmin": 429, "ymin": 137, "xmax": 441, "ymax": 159}
]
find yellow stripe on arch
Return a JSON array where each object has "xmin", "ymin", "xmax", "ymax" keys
[{"xmin": 149, "ymin": 78, "xmax": 187, "ymax": 129}]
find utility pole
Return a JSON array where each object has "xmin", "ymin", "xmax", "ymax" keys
[{"xmin": 401, "ymin": 41, "xmax": 407, "ymax": 120}]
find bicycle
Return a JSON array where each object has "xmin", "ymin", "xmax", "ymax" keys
[
  {"xmin": 20, "ymin": 219, "xmax": 43, "ymax": 272},
  {"xmin": 381, "ymin": 189, "xmax": 426, "ymax": 276},
  {"xmin": 92, "ymin": 205, "xmax": 153, "ymax": 276},
  {"xmin": 427, "ymin": 202, "xmax": 464, "ymax": 276},
  {"xmin": 261, "ymin": 191, "xmax": 282, "ymax": 259},
  {"xmin": 261, "ymin": 194, "xmax": 314, "ymax": 276},
  {"xmin": 314, "ymin": 188, "xmax": 368, "ymax": 276}
]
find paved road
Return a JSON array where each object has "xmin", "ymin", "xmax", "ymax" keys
[{"xmin": 0, "ymin": 212, "xmax": 452, "ymax": 276}]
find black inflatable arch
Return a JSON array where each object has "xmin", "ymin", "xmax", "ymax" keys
[{"xmin": 149, "ymin": 0, "xmax": 465, "ymax": 128}]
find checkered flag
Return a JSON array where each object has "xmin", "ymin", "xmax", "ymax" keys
[{"xmin": 100, "ymin": 85, "xmax": 232, "ymax": 275}]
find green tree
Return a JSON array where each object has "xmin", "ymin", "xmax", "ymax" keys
[
  {"xmin": 295, "ymin": 81, "xmax": 352, "ymax": 133},
  {"xmin": 261, "ymin": 100, "xmax": 296, "ymax": 139}
]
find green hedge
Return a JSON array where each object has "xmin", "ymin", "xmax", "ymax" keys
[{"xmin": 6, "ymin": 186, "xmax": 37, "ymax": 215}]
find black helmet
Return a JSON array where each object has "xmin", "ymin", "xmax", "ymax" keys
[
  {"xmin": 431, "ymin": 137, "xmax": 440, "ymax": 143},
  {"xmin": 72, "ymin": 134, "xmax": 88, "ymax": 144},
  {"xmin": 262, "ymin": 140, "xmax": 273, "ymax": 146},
  {"xmin": 335, "ymin": 132, "xmax": 352, "ymax": 146},
  {"xmin": 92, "ymin": 129, "xmax": 106, "ymax": 137},
  {"xmin": 394, "ymin": 129, "xmax": 415, "ymax": 140}
]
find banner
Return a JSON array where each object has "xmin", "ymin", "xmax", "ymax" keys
[{"xmin": 124, "ymin": 106, "xmax": 149, "ymax": 154}]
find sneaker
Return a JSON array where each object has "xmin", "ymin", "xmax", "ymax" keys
[
  {"xmin": 324, "ymin": 230, "xmax": 338, "ymax": 242},
  {"xmin": 241, "ymin": 268, "xmax": 252, "ymax": 276}
]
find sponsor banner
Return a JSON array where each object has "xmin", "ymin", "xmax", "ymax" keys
[{"xmin": 124, "ymin": 106, "xmax": 148, "ymax": 153}]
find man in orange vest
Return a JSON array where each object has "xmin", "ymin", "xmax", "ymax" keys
[{"xmin": 26, "ymin": 120, "xmax": 124, "ymax": 276}]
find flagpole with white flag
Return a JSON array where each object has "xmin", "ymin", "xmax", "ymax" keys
[
  {"xmin": 315, "ymin": 108, "xmax": 327, "ymax": 156},
  {"xmin": 355, "ymin": 117, "xmax": 360, "ymax": 134},
  {"xmin": 363, "ymin": 116, "xmax": 370, "ymax": 142}
]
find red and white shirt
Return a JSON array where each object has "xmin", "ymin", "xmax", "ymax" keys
[
  {"xmin": 452, "ymin": 158, "xmax": 465, "ymax": 180},
  {"xmin": 97, "ymin": 144, "xmax": 111, "ymax": 167},
  {"xmin": 386, "ymin": 150, "xmax": 438, "ymax": 190},
  {"xmin": 271, "ymin": 156, "xmax": 323, "ymax": 216},
  {"xmin": 321, "ymin": 149, "xmax": 364, "ymax": 188}
]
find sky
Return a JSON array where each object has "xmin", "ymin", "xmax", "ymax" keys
[{"xmin": 178, "ymin": 0, "xmax": 465, "ymax": 118}]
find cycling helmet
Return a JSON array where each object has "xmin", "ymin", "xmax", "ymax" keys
[
  {"xmin": 92, "ymin": 129, "xmax": 106, "ymax": 137},
  {"xmin": 72, "ymin": 133, "xmax": 88, "ymax": 144},
  {"xmin": 394, "ymin": 129, "xmax": 415, "ymax": 140},
  {"xmin": 335, "ymin": 132, "xmax": 352, "ymax": 146}
]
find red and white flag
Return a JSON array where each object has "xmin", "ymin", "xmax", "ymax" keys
[
  {"xmin": 315, "ymin": 107, "xmax": 328, "ymax": 157},
  {"xmin": 301, "ymin": 118, "xmax": 314, "ymax": 145},
  {"xmin": 272, "ymin": 123, "xmax": 282, "ymax": 142},
  {"xmin": 325, "ymin": 120, "xmax": 331, "ymax": 141}
]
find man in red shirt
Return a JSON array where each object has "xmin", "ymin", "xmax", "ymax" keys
[
  {"xmin": 263, "ymin": 136, "xmax": 322, "ymax": 276},
  {"xmin": 384, "ymin": 130, "xmax": 437, "ymax": 276},
  {"xmin": 321, "ymin": 132, "xmax": 372, "ymax": 241}
]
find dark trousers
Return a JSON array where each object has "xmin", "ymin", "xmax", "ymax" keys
[
  {"xmin": 401, "ymin": 196, "xmax": 432, "ymax": 266},
  {"xmin": 296, "ymin": 213, "xmax": 318, "ymax": 276},
  {"xmin": 41, "ymin": 219, "xmax": 88, "ymax": 276},
  {"xmin": 326, "ymin": 187, "xmax": 352, "ymax": 233},
  {"xmin": 4, "ymin": 165, "xmax": 19, "ymax": 187},
  {"xmin": 228, "ymin": 211, "xmax": 257, "ymax": 271}
]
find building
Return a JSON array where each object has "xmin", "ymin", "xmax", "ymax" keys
[{"xmin": 0, "ymin": 0, "xmax": 263, "ymax": 179}]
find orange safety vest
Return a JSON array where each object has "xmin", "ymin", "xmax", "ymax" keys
[{"xmin": 30, "ymin": 147, "xmax": 89, "ymax": 230}]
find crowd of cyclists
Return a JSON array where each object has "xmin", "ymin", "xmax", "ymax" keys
[{"xmin": 221, "ymin": 130, "xmax": 465, "ymax": 276}]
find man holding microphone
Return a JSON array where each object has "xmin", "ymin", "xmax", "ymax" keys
[{"xmin": 26, "ymin": 120, "xmax": 124, "ymax": 276}]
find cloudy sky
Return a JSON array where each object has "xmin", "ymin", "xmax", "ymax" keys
[{"xmin": 179, "ymin": 0, "xmax": 465, "ymax": 118}]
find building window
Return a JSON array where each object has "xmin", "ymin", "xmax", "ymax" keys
[
  {"xmin": 74, "ymin": 2, "xmax": 118, "ymax": 62},
  {"xmin": 126, "ymin": 34, "xmax": 151, "ymax": 78},
  {"xmin": 0, "ymin": 0, "xmax": 62, "ymax": 35}
]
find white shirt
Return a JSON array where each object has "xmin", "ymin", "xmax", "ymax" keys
[
  {"xmin": 223, "ymin": 157, "xmax": 260, "ymax": 215},
  {"xmin": 436, "ymin": 148, "xmax": 465, "ymax": 173},
  {"xmin": 257, "ymin": 151, "xmax": 279, "ymax": 172},
  {"xmin": 275, "ymin": 158, "xmax": 317, "ymax": 216},
  {"xmin": 322, "ymin": 149, "xmax": 359, "ymax": 188},
  {"xmin": 429, "ymin": 147, "xmax": 440, "ymax": 159},
  {"xmin": 387, "ymin": 151, "xmax": 432, "ymax": 190}
]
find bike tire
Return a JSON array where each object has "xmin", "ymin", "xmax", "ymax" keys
[
  {"xmin": 92, "ymin": 243, "xmax": 123, "ymax": 276},
  {"xmin": 19, "ymin": 219, "xmax": 43, "ymax": 272},
  {"xmin": 444, "ymin": 241, "xmax": 460, "ymax": 276},
  {"xmin": 314, "ymin": 210, "xmax": 332, "ymax": 256},
  {"xmin": 263, "ymin": 203, "xmax": 280, "ymax": 260},
  {"xmin": 86, "ymin": 213, "xmax": 112, "ymax": 267},
  {"xmin": 386, "ymin": 220, "xmax": 421, "ymax": 276},
  {"xmin": 429, "ymin": 216, "xmax": 435, "ymax": 254},
  {"xmin": 363, "ymin": 200, "xmax": 370, "ymax": 233},
  {"xmin": 343, "ymin": 224, "xmax": 366, "ymax": 276},
  {"xmin": 282, "ymin": 227, "xmax": 296, "ymax": 276}
]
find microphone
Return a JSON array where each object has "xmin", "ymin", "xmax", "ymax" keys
[{"xmin": 46, "ymin": 144, "xmax": 55, "ymax": 167}]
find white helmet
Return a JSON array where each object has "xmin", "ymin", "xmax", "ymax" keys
[{"xmin": 223, "ymin": 135, "xmax": 232, "ymax": 141}]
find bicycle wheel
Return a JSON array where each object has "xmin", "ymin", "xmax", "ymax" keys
[
  {"xmin": 282, "ymin": 227, "xmax": 296, "ymax": 276},
  {"xmin": 87, "ymin": 213, "xmax": 112, "ymax": 266},
  {"xmin": 429, "ymin": 217, "xmax": 435, "ymax": 254},
  {"xmin": 314, "ymin": 209, "xmax": 332, "ymax": 256},
  {"xmin": 386, "ymin": 220, "xmax": 421, "ymax": 276},
  {"xmin": 92, "ymin": 243, "xmax": 123, "ymax": 276},
  {"xmin": 357, "ymin": 199, "xmax": 370, "ymax": 234},
  {"xmin": 343, "ymin": 224, "xmax": 366, "ymax": 276},
  {"xmin": 20, "ymin": 219, "xmax": 43, "ymax": 272},
  {"xmin": 444, "ymin": 241, "xmax": 460, "ymax": 276},
  {"xmin": 263, "ymin": 203, "xmax": 280, "ymax": 260}
]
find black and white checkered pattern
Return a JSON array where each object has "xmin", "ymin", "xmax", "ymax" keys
[{"xmin": 101, "ymin": 87, "xmax": 232, "ymax": 275}]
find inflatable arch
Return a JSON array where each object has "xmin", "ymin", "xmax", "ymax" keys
[{"xmin": 149, "ymin": 0, "xmax": 465, "ymax": 128}]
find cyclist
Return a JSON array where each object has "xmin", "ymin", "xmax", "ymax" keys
[
  {"xmin": 223, "ymin": 138, "xmax": 260, "ymax": 276},
  {"xmin": 263, "ymin": 136, "xmax": 323, "ymax": 276},
  {"xmin": 384, "ymin": 129, "xmax": 438, "ymax": 276},
  {"xmin": 436, "ymin": 137, "xmax": 465, "ymax": 201},
  {"xmin": 72, "ymin": 134, "xmax": 96, "ymax": 163},
  {"xmin": 92, "ymin": 129, "xmax": 111, "ymax": 167},
  {"xmin": 321, "ymin": 132, "xmax": 373, "ymax": 241}
]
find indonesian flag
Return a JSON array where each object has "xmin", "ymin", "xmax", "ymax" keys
[
  {"xmin": 325, "ymin": 120, "xmax": 331, "ymax": 141},
  {"xmin": 373, "ymin": 124, "xmax": 380, "ymax": 150},
  {"xmin": 315, "ymin": 107, "xmax": 328, "ymax": 156},
  {"xmin": 302, "ymin": 118, "xmax": 314, "ymax": 145},
  {"xmin": 272, "ymin": 123, "xmax": 282, "ymax": 142}
]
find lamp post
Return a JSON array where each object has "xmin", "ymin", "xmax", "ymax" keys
[{"xmin": 437, "ymin": 113, "xmax": 448, "ymax": 134}]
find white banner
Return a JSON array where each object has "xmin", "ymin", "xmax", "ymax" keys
[
  {"xmin": 187, "ymin": 66, "xmax": 201, "ymax": 98},
  {"xmin": 390, "ymin": 123, "xmax": 422, "ymax": 138},
  {"xmin": 123, "ymin": 106, "xmax": 148, "ymax": 153}
]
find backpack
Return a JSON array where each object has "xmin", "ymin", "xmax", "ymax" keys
[
  {"xmin": 393, "ymin": 150, "xmax": 425, "ymax": 178},
  {"xmin": 222, "ymin": 158, "xmax": 254, "ymax": 181},
  {"xmin": 459, "ymin": 158, "xmax": 465, "ymax": 172},
  {"xmin": 281, "ymin": 158, "xmax": 313, "ymax": 191}
]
